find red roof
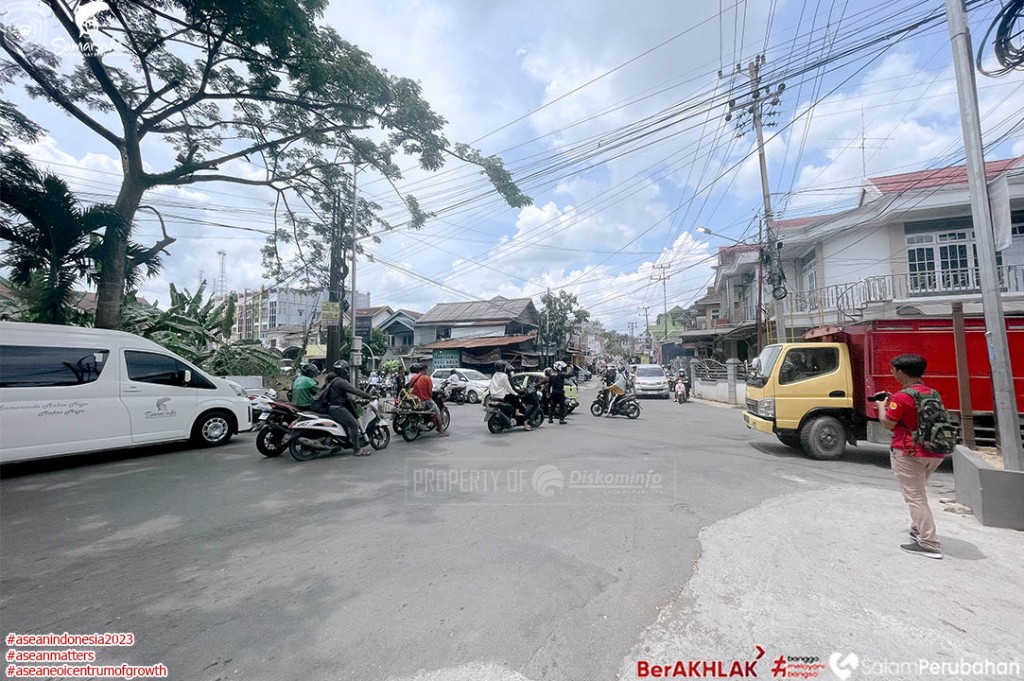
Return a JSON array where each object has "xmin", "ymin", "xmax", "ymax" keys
[
  {"xmin": 773, "ymin": 216, "xmax": 821, "ymax": 230},
  {"xmin": 868, "ymin": 157, "xmax": 1022, "ymax": 195}
]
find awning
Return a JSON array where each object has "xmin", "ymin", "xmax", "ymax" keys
[{"xmin": 422, "ymin": 333, "xmax": 536, "ymax": 350}]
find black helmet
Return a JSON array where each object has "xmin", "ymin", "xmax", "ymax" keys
[
  {"xmin": 301, "ymin": 363, "xmax": 319, "ymax": 378},
  {"xmin": 332, "ymin": 360, "xmax": 349, "ymax": 371},
  {"xmin": 409, "ymin": 363, "xmax": 426, "ymax": 373}
]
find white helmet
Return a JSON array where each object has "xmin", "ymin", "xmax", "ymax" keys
[{"xmin": 553, "ymin": 360, "xmax": 568, "ymax": 372}]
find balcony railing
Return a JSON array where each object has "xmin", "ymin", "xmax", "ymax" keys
[{"xmin": 780, "ymin": 264, "xmax": 1024, "ymax": 321}]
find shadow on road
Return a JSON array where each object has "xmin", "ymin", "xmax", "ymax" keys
[
  {"xmin": 747, "ymin": 441, "xmax": 953, "ymax": 473},
  {"xmin": 0, "ymin": 439, "xmax": 225, "ymax": 478}
]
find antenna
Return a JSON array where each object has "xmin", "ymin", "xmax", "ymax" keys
[{"xmin": 216, "ymin": 250, "xmax": 227, "ymax": 297}]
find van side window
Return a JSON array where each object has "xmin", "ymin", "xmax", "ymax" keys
[
  {"xmin": 778, "ymin": 347, "xmax": 840, "ymax": 385},
  {"xmin": 0, "ymin": 346, "xmax": 110, "ymax": 387},
  {"xmin": 124, "ymin": 351, "xmax": 217, "ymax": 389}
]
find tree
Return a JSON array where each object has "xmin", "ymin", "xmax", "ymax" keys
[
  {"xmin": 1, "ymin": 0, "xmax": 530, "ymax": 329},
  {"xmin": 0, "ymin": 149, "xmax": 160, "ymax": 324},
  {"xmin": 539, "ymin": 290, "xmax": 590, "ymax": 360},
  {"xmin": 599, "ymin": 330, "xmax": 631, "ymax": 361}
]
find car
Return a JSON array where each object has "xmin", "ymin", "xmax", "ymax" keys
[
  {"xmin": 429, "ymin": 367, "xmax": 489, "ymax": 404},
  {"xmin": 0, "ymin": 321, "xmax": 253, "ymax": 463},
  {"xmin": 632, "ymin": 363, "xmax": 670, "ymax": 398},
  {"xmin": 482, "ymin": 371, "xmax": 580, "ymax": 412}
]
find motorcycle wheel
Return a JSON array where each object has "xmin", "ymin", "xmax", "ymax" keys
[
  {"xmin": 590, "ymin": 401, "xmax": 604, "ymax": 417},
  {"xmin": 441, "ymin": 408, "xmax": 451, "ymax": 432},
  {"xmin": 455, "ymin": 393, "xmax": 466, "ymax": 405},
  {"xmin": 402, "ymin": 417, "xmax": 422, "ymax": 442},
  {"xmin": 528, "ymin": 410, "xmax": 544, "ymax": 429},
  {"xmin": 256, "ymin": 428, "xmax": 286, "ymax": 457},
  {"xmin": 289, "ymin": 431, "xmax": 327, "ymax": 461},
  {"xmin": 567, "ymin": 404, "xmax": 577, "ymax": 414},
  {"xmin": 625, "ymin": 403, "xmax": 641, "ymax": 420},
  {"xmin": 369, "ymin": 426, "xmax": 391, "ymax": 450},
  {"xmin": 392, "ymin": 414, "xmax": 407, "ymax": 435},
  {"xmin": 487, "ymin": 413, "xmax": 505, "ymax": 434}
]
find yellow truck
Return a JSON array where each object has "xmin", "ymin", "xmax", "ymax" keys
[{"xmin": 742, "ymin": 318, "xmax": 1024, "ymax": 460}]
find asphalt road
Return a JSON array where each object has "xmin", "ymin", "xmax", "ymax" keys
[{"xmin": 0, "ymin": 386, "xmax": 952, "ymax": 681}]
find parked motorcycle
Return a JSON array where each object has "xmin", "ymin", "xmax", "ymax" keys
[
  {"xmin": 256, "ymin": 400, "xmax": 312, "ymax": 457},
  {"xmin": 590, "ymin": 388, "xmax": 641, "ymax": 419},
  {"xmin": 397, "ymin": 386, "xmax": 452, "ymax": 441},
  {"xmin": 286, "ymin": 399, "xmax": 391, "ymax": 461},
  {"xmin": 486, "ymin": 387, "xmax": 544, "ymax": 434}
]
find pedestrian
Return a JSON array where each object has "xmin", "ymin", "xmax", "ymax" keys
[{"xmin": 876, "ymin": 353, "xmax": 949, "ymax": 560}]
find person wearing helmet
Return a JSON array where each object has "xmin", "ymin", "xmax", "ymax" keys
[
  {"xmin": 291, "ymin": 362, "xmax": 320, "ymax": 409},
  {"xmin": 322, "ymin": 359, "xmax": 375, "ymax": 455},
  {"xmin": 408, "ymin": 364, "xmax": 448, "ymax": 436},
  {"xmin": 488, "ymin": 361, "xmax": 530, "ymax": 430},
  {"xmin": 548, "ymin": 361, "xmax": 569, "ymax": 424}
]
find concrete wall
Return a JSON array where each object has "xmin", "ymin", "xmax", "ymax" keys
[
  {"xmin": 822, "ymin": 224, "xmax": 893, "ymax": 288},
  {"xmin": 692, "ymin": 379, "xmax": 743, "ymax": 405},
  {"xmin": 451, "ymin": 324, "xmax": 505, "ymax": 339}
]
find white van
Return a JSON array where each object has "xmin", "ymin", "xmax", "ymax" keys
[{"xmin": 0, "ymin": 322, "xmax": 253, "ymax": 463}]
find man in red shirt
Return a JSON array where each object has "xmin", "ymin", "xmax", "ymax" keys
[
  {"xmin": 408, "ymin": 364, "xmax": 448, "ymax": 437},
  {"xmin": 877, "ymin": 353, "xmax": 945, "ymax": 559}
]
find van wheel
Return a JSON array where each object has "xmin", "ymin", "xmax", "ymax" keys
[
  {"xmin": 800, "ymin": 416, "xmax": 846, "ymax": 460},
  {"xmin": 192, "ymin": 411, "xmax": 233, "ymax": 447}
]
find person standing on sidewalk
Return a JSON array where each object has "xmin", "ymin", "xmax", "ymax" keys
[{"xmin": 877, "ymin": 353, "xmax": 946, "ymax": 560}]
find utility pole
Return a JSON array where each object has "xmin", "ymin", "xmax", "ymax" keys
[
  {"xmin": 326, "ymin": 189, "xmax": 346, "ymax": 367},
  {"xmin": 349, "ymin": 163, "xmax": 362, "ymax": 384},
  {"xmin": 639, "ymin": 306, "xmax": 651, "ymax": 360},
  {"xmin": 727, "ymin": 56, "xmax": 788, "ymax": 343},
  {"xmin": 945, "ymin": 0, "xmax": 1023, "ymax": 470}
]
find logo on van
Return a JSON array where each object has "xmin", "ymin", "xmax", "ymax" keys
[{"xmin": 146, "ymin": 398, "xmax": 177, "ymax": 419}]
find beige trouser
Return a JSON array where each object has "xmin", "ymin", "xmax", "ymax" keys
[{"xmin": 891, "ymin": 451, "xmax": 944, "ymax": 551}]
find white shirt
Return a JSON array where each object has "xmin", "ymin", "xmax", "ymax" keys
[{"xmin": 488, "ymin": 372, "xmax": 516, "ymax": 399}]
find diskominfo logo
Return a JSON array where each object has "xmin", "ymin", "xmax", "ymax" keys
[{"xmin": 637, "ymin": 646, "xmax": 766, "ymax": 678}]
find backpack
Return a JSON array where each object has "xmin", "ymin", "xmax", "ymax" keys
[
  {"xmin": 309, "ymin": 380, "xmax": 332, "ymax": 414},
  {"xmin": 902, "ymin": 386, "xmax": 957, "ymax": 455}
]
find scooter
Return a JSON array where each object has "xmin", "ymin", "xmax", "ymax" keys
[
  {"xmin": 286, "ymin": 399, "xmax": 391, "ymax": 461},
  {"xmin": 256, "ymin": 400, "xmax": 314, "ymax": 457},
  {"xmin": 675, "ymin": 377, "xmax": 690, "ymax": 404},
  {"xmin": 485, "ymin": 388, "xmax": 544, "ymax": 434},
  {"xmin": 590, "ymin": 388, "xmax": 641, "ymax": 419},
  {"xmin": 444, "ymin": 380, "xmax": 468, "ymax": 405},
  {"xmin": 397, "ymin": 386, "xmax": 452, "ymax": 441}
]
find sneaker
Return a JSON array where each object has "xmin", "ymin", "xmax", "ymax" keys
[
  {"xmin": 559, "ymin": 420, "xmax": 567, "ymax": 425},
  {"xmin": 900, "ymin": 542, "xmax": 942, "ymax": 559},
  {"xmin": 436, "ymin": 431, "xmax": 449, "ymax": 437}
]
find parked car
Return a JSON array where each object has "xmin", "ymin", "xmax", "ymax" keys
[
  {"xmin": 0, "ymin": 321, "xmax": 253, "ymax": 463},
  {"xmin": 429, "ymin": 367, "xmax": 489, "ymax": 404},
  {"xmin": 633, "ymin": 363, "xmax": 670, "ymax": 398}
]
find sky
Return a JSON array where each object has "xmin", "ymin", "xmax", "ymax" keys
[{"xmin": 3, "ymin": 0, "xmax": 1024, "ymax": 331}]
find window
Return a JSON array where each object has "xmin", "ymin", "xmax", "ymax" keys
[
  {"xmin": 268, "ymin": 301, "xmax": 277, "ymax": 328},
  {"xmin": 435, "ymin": 326, "xmax": 452, "ymax": 340},
  {"xmin": 125, "ymin": 351, "xmax": 215, "ymax": 389},
  {"xmin": 778, "ymin": 347, "xmax": 840, "ymax": 385},
  {"xmin": 0, "ymin": 346, "xmax": 110, "ymax": 388}
]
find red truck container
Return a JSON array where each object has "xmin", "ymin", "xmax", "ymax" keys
[{"xmin": 806, "ymin": 317, "xmax": 1024, "ymax": 419}]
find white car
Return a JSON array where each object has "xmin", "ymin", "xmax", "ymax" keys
[
  {"xmin": 0, "ymin": 322, "xmax": 253, "ymax": 463},
  {"xmin": 633, "ymin": 364, "xmax": 671, "ymax": 398},
  {"xmin": 429, "ymin": 367, "xmax": 489, "ymax": 404}
]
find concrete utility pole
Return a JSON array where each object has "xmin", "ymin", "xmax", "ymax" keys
[
  {"xmin": 945, "ymin": 0, "xmax": 1023, "ymax": 470},
  {"xmin": 652, "ymin": 264, "xmax": 671, "ymax": 341},
  {"xmin": 349, "ymin": 163, "xmax": 362, "ymax": 384},
  {"xmin": 326, "ymin": 190, "xmax": 344, "ymax": 366}
]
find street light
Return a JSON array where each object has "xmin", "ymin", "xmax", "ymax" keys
[{"xmin": 696, "ymin": 225, "xmax": 764, "ymax": 353}]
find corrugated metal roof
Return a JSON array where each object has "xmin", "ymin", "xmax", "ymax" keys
[
  {"xmin": 417, "ymin": 296, "xmax": 536, "ymax": 324},
  {"xmin": 422, "ymin": 333, "xmax": 537, "ymax": 350}
]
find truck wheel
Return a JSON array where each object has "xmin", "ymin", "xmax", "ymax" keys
[
  {"xmin": 776, "ymin": 432, "xmax": 802, "ymax": 450},
  {"xmin": 800, "ymin": 416, "xmax": 847, "ymax": 460}
]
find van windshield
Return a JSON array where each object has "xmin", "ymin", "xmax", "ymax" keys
[
  {"xmin": 747, "ymin": 345, "xmax": 783, "ymax": 388},
  {"xmin": 636, "ymin": 367, "xmax": 665, "ymax": 378}
]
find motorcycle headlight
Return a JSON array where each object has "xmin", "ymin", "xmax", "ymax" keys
[{"xmin": 757, "ymin": 398, "xmax": 775, "ymax": 419}]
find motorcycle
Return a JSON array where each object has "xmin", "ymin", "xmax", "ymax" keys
[
  {"xmin": 396, "ymin": 386, "xmax": 452, "ymax": 441},
  {"xmin": 485, "ymin": 387, "xmax": 544, "ymax": 434},
  {"xmin": 590, "ymin": 388, "xmax": 641, "ymax": 419},
  {"xmin": 256, "ymin": 400, "xmax": 313, "ymax": 456},
  {"xmin": 247, "ymin": 389, "xmax": 279, "ymax": 428},
  {"xmin": 674, "ymin": 376, "xmax": 690, "ymax": 404},
  {"xmin": 286, "ymin": 399, "xmax": 391, "ymax": 461}
]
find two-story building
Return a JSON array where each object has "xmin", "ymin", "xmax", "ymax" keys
[
  {"xmin": 690, "ymin": 157, "xmax": 1024, "ymax": 358},
  {"xmin": 416, "ymin": 296, "xmax": 541, "ymax": 370}
]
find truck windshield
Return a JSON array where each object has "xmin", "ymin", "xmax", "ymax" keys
[{"xmin": 747, "ymin": 345, "xmax": 783, "ymax": 388}]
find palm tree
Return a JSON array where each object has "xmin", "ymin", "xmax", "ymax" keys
[{"xmin": 0, "ymin": 150, "xmax": 162, "ymax": 324}]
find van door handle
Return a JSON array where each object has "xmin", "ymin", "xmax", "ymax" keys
[
  {"xmin": 123, "ymin": 386, "xmax": 141, "ymax": 393},
  {"xmin": 829, "ymin": 390, "xmax": 845, "ymax": 398}
]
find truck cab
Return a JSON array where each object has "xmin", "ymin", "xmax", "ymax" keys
[{"xmin": 744, "ymin": 342, "xmax": 864, "ymax": 459}]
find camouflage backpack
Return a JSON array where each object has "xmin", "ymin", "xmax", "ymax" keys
[{"xmin": 901, "ymin": 386, "xmax": 957, "ymax": 455}]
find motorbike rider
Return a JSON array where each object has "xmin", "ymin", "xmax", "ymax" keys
[
  {"xmin": 547, "ymin": 361, "xmax": 569, "ymax": 425},
  {"xmin": 606, "ymin": 366, "xmax": 628, "ymax": 416},
  {"xmin": 488, "ymin": 361, "xmax": 531, "ymax": 431},
  {"xmin": 409, "ymin": 363, "xmax": 449, "ymax": 437},
  {"xmin": 291, "ymin": 362, "xmax": 320, "ymax": 408},
  {"xmin": 675, "ymin": 369, "xmax": 689, "ymax": 401},
  {"xmin": 321, "ymin": 360, "xmax": 375, "ymax": 455},
  {"xmin": 445, "ymin": 368, "xmax": 468, "ymax": 399},
  {"xmin": 538, "ymin": 367, "xmax": 554, "ymax": 419}
]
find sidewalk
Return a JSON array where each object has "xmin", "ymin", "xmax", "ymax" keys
[{"xmin": 618, "ymin": 485, "xmax": 1024, "ymax": 680}]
